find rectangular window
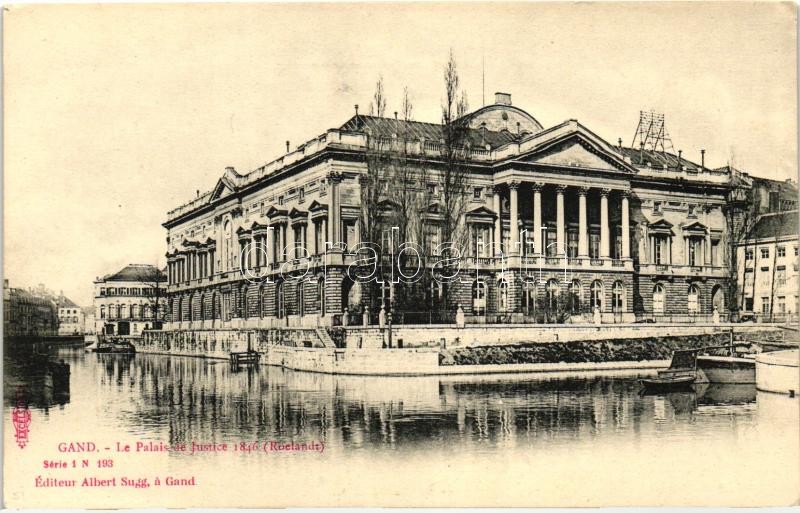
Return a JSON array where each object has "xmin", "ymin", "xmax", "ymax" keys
[
  {"xmin": 653, "ymin": 236, "xmax": 663, "ymax": 265},
  {"xmin": 761, "ymin": 297, "xmax": 771, "ymax": 315},
  {"xmin": 653, "ymin": 201, "xmax": 662, "ymax": 214},
  {"xmin": 776, "ymin": 267, "xmax": 787, "ymax": 287},
  {"xmin": 546, "ymin": 229, "xmax": 558, "ymax": 257},
  {"xmin": 744, "ymin": 297, "xmax": 754, "ymax": 311},
  {"xmin": 278, "ymin": 195, "xmax": 284, "ymax": 206},
  {"xmin": 567, "ymin": 230, "xmax": 578, "ymax": 258},
  {"xmin": 777, "ymin": 296, "xmax": 786, "ymax": 314},
  {"xmin": 761, "ymin": 248, "xmax": 770, "ymax": 259},
  {"xmin": 473, "ymin": 187, "xmax": 483, "ymax": 200},
  {"xmin": 688, "ymin": 238, "xmax": 702, "ymax": 266},
  {"xmin": 298, "ymin": 188, "xmax": 305, "ymax": 202},
  {"xmin": 745, "ymin": 249, "xmax": 754, "ymax": 261},
  {"xmin": 777, "ymin": 246, "xmax": 786, "ymax": 257},
  {"xmin": 589, "ymin": 232, "xmax": 600, "ymax": 259},
  {"xmin": 427, "ymin": 184, "xmax": 437, "ymax": 197}
]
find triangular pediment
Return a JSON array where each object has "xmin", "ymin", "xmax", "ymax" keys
[
  {"xmin": 466, "ymin": 206, "xmax": 498, "ymax": 217},
  {"xmin": 649, "ymin": 218, "xmax": 674, "ymax": 234},
  {"xmin": 683, "ymin": 221, "xmax": 708, "ymax": 233},
  {"xmin": 528, "ymin": 138, "xmax": 622, "ymax": 171},
  {"xmin": 210, "ymin": 176, "xmax": 237, "ymax": 201},
  {"xmin": 511, "ymin": 122, "xmax": 636, "ymax": 173}
]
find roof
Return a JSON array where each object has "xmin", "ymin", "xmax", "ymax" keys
[
  {"xmin": 339, "ymin": 115, "xmax": 520, "ymax": 150},
  {"xmin": 57, "ymin": 296, "xmax": 80, "ymax": 308},
  {"xmin": 617, "ymin": 147, "xmax": 701, "ymax": 170},
  {"xmin": 101, "ymin": 264, "xmax": 167, "ymax": 283},
  {"xmin": 748, "ymin": 210, "xmax": 799, "ymax": 240}
]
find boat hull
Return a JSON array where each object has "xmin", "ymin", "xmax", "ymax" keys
[
  {"xmin": 696, "ymin": 356, "xmax": 755, "ymax": 384},
  {"xmin": 756, "ymin": 349, "xmax": 799, "ymax": 396}
]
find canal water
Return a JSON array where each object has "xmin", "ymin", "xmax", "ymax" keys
[{"xmin": 4, "ymin": 348, "xmax": 798, "ymax": 507}]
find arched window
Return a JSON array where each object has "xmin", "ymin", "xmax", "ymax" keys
[
  {"xmin": 472, "ymin": 280, "xmax": 486, "ymax": 315},
  {"xmin": 426, "ymin": 280, "xmax": 443, "ymax": 309},
  {"xmin": 687, "ymin": 284, "xmax": 700, "ymax": 314},
  {"xmin": 186, "ymin": 296, "xmax": 193, "ymax": 322},
  {"xmin": 198, "ymin": 295, "xmax": 204, "ymax": 320},
  {"xmin": 546, "ymin": 279, "xmax": 560, "ymax": 311},
  {"xmin": 612, "ymin": 281, "xmax": 625, "ymax": 313},
  {"xmin": 131, "ymin": 304, "xmax": 139, "ymax": 319},
  {"xmin": 653, "ymin": 284, "xmax": 665, "ymax": 314},
  {"xmin": 297, "ymin": 280, "xmax": 305, "ymax": 317},
  {"xmin": 318, "ymin": 277, "xmax": 326, "ymax": 316},
  {"xmin": 276, "ymin": 282, "xmax": 285, "ymax": 319},
  {"xmin": 222, "ymin": 220, "xmax": 233, "ymax": 271},
  {"xmin": 568, "ymin": 279, "xmax": 582, "ymax": 313},
  {"xmin": 498, "ymin": 278, "xmax": 509, "ymax": 311},
  {"xmin": 523, "ymin": 278, "xmax": 536, "ymax": 316},
  {"xmin": 144, "ymin": 304, "xmax": 151, "ymax": 319},
  {"xmin": 712, "ymin": 285, "xmax": 725, "ymax": 312},
  {"xmin": 590, "ymin": 280, "xmax": 604, "ymax": 311},
  {"xmin": 120, "ymin": 304, "xmax": 129, "ymax": 319}
]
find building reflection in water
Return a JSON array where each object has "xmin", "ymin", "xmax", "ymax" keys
[{"xmin": 52, "ymin": 353, "xmax": 757, "ymax": 452}]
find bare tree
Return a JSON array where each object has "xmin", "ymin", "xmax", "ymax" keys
[
  {"xmin": 435, "ymin": 49, "xmax": 472, "ymax": 307},
  {"xmin": 724, "ymin": 172, "xmax": 757, "ymax": 320},
  {"xmin": 140, "ymin": 266, "xmax": 168, "ymax": 329}
]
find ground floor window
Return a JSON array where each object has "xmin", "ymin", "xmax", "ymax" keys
[
  {"xmin": 498, "ymin": 279, "xmax": 509, "ymax": 311},
  {"xmin": 472, "ymin": 280, "xmax": 486, "ymax": 315},
  {"xmin": 612, "ymin": 281, "xmax": 624, "ymax": 312},
  {"xmin": 761, "ymin": 296, "xmax": 770, "ymax": 315},
  {"xmin": 523, "ymin": 279, "xmax": 536, "ymax": 315},
  {"xmin": 687, "ymin": 285, "xmax": 699, "ymax": 314},
  {"xmin": 276, "ymin": 282, "xmax": 285, "ymax": 318},
  {"xmin": 653, "ymin": 284, "xmax": 665, "ymax": 314},
  {"xmin": 777, "ymin": 296, "xmax": 786, "ymax": 314},
  {"xmin": 546, "ymin": 279, "xmax": 559, "ymax": 311},
  {"xmin": 590, "ymin": 280, "xmax": 603, "ymax": 311},
  {"xmin": 568, "ymin": 279, "xmax": 582, "ymax": 313}
]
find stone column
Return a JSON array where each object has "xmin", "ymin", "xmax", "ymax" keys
[
  {"xmin": 556, "ymin": 185, "xmax": 566, "ymax": 256},
  {"xmin": 492, "ymin": 185, "xmax": 502, "ymax": 256},
  {"xmin": 621, "ymin": 191, "xmax": 630, "ymax": 259},
  {"xmin": 532, "ymin": 182, "xmax": 543, "ymax": 256},
  {"xmin": 321, "ymin": 219, "xmax": 328, "ymax": 251},
  {"xmin": 328, "ymin": 172, "xmax": 342, "ymax": 245},
  {"xmin": 704, "ymin": 231, "xmax": 712, "ymax": 265},
  {"xmin": 578, "ymin": 187, "xmax": 589, "ymax": 258},
  {"xmin": 286, "ymin": 224, "xmax": 295, "ymax": 260},
  {"xmin": 509, "ymin": 181, "xmax": 520, "ymax": 256},
  {"xmin": 600, "ymin": 189, "xmax": 610, "ymax": 258},
  {"xmin": 309, "ymin": 222, "xmax": 317, "ymax": 256},
  {"xmin": 266, "ymin": 227, "xmax": 274, "ymax": 266}
]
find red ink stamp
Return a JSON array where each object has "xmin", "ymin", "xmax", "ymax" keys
[{"xmin": 12, "ymin": 387, "xmax": 31, "ymax": 449}]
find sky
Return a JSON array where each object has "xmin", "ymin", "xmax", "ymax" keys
[{"xmin": 4, "ymin": 2, "xmax": 797, "ymax": 306}]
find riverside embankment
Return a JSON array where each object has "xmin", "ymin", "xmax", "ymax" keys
[{"xmin": 139, "ymin": 325, "xmax": 790, "ymax": 376}]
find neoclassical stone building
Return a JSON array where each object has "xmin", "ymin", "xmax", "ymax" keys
[{"xmin": 163, "ymin": 93, "xmax": 731, "ymax": 329}]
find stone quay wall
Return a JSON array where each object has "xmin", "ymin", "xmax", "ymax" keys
[
  {"xmin": 140, "ymin": 328, "xmax": 327, "ymax": 358},
  {"xmin": 341, "ymin": 323, "xmax": 786, "ymax": 350}
]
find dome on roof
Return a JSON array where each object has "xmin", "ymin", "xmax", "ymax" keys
[{"xmin": 461, "ymin": 93, "xmax": 544, "ymax": 136}]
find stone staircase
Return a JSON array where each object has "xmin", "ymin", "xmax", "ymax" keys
[{"xmin": 315, "ymin": 327, "xmax": 336, "ymax": 348}]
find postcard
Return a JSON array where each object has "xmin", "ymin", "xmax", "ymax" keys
[{"xmin": 3, "ymin": 2, "xmax": 799, "ymax": 508}]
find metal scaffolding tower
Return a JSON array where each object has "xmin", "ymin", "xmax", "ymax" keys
[{"xmin": 631, "ymin": 110, "xmax": 675, "ymax": 154}]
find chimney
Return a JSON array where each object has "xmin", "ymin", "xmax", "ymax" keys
[
  {"xmin": 225, "ymin": 166, "xmax": 235, "ymax": 173},
  {"xmin": 678, "ymin": 150, "xmax": 682, "ymax": 169},
  {"xmin": 354, "ymin": 104, "xmax": 359, "ymax": 116},
  {"xmin": 286, "ymin": 141, "xmax": 290, "ymax": 153},
  {"xmin": 480, "ymin": 122, "xmax": 487, "ymax": 145},
  {"xmin": 516, "ymin": 121, "xmax": 521, "ymax": 134},
  {"xmin": 700, "ymin": 149, "xmax": 706, "ymax": 170},
  {"xmin": 639, "ymin": 141, "xmax": 644, "ymax": 164},
  {"xmin": 394, "ymin": 111, "xmax": 398, "ymax": 120},
  {"xmin": 618, "ymin": 138, "xmax": 623, "ymax": 149},
  {"xmin": 494, "ymin": 92, "xmax": 512, "ymax": 106}
]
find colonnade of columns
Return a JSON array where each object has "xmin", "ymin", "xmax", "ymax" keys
[
  {"xmin": 169, "ymin": 248, "xmax": 216, "ymax": 284},
  {"xmin": 492, "ymin": 181, "xmax": 630, "ymax": 258}
]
